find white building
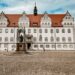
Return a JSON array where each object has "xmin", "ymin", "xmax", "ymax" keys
[{"xmin": 0, "ymin": 4, "xmax": 75, "ymax": 52}]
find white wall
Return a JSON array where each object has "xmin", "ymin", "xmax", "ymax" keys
[
  {"xmin": 26, "ymin": 27, "xmax": 74, "ymax": 50},
  {"xmin": 0, "ymin": 27, "xmax": 17, "ymax": 51},
  {"xmin": 0, "ymin": 27, "xmax": 75, "ymax": 51}
]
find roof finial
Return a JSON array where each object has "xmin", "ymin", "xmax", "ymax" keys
[
  {"xmin": 35, "ymin": 2, "xmax": 36, "ymax": 6},
  {"xmin": 34, "ymin": 2, "xmax": 38, "ymax": 16},
  {"xmin": 44, "ymin": 11, "xmax": 48, "ymax": 14},
  {"xmin": 23, "ymin": 11, "xmax": 26, "ymax": 14},
  {"xmin": 66, "ymin": 10, "xmax": 69, "ymax": 13},
  {"xmin": 66, "ymin": 10, "xmax": 71, "ymax": 16}
]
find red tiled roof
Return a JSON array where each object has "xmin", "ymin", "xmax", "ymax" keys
[
  {"xmin": 49, "ymin": 14, "xmax": 65, "ymax": 27},
  {"xmin": 6, "ymin": 14, "xmax": 21, "ymax": 27},
  {"xmin": 4, "ymin": 14, "xmax": 65, "ymax": 27}
]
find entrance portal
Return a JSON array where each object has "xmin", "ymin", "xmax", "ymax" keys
[{"xmin": 27, "ymin": 43, "xmax": 31, "ymax": 50}]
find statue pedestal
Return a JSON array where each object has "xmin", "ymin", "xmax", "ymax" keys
[{"xmin": 17, "ymin": 43, "xmax": 26, "ymax": 52}]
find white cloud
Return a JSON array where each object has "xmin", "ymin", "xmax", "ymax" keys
[{"xmin": 0, "ymin": 0, "xmax": 75, "ymax": 18}]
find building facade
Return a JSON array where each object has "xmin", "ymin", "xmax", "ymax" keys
[{"xmin": 0, "ymin": 4, "xmax": 75, "ymax": 52}]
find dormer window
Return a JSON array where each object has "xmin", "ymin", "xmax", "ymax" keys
[
  {"xmin": 18, "ymin": 11, "xmax": 29, "ymax": 28},
  {"xmin": 62, "ymin": 11, "xmax": 74, "ymax": 27},
  {"xmin": 68, "ymin": 17, "xmax": 70, "ymax": 19},
  {"xmin": 0, "ymin": 11, "xmax": 8, "ymax": 27},
  {"xmin": 40, "ymin": 11, "xmax": 51, "ymax": 28},
  {"xmin": 64, "ymin": 23, "xmax": 66, "ymax": 25},
  {"xmin": 33, "ymin": 23, "xmax": 38, "ymax": 26},
  {"xmin": 66, "ymin": 17, "xmax": 67, "ymax": 19}
]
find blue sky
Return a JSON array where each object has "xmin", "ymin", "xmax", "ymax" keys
[{"xmin": 0, "ymin": 0, "xmax": 75, "ymax": 17}]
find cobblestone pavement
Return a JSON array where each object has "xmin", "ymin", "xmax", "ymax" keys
[{"xmin": 0, "ymin": 51, "xmax": 75, "ymax": 75}]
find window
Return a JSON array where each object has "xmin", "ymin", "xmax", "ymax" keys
[
  {"xmin": 4, "ymin": 23, "xmax": 5, "ymax": 25},
  {"xmin": 45, "ymin": 29, "xmax": 48, "ymax": 33},
  {"xmin": 5, "ymin": 37, "xmax": 8, "ymax": 42},
  {"xmin": 48, "ymin": 23, "xmax": 50, "ymax": 25},
  {"xmin": 34, "ymin": 29, "xmax": 36, "ymax": 33},
  {"xmin": 0, "ymin": 37, "xmax": 2, "ymax": 42},
  {"xmin": 20, "ymin": 23, "xmax": 22, "ymax": 26},
  {"xmin": 12, "ymin": 45, "xmax": 16, "ymax": 48},
  {"xmin": 52, "ymin": 44, "xmax": 55, "ymax": 48},
  {"xmin": 68, "ymin": 17, "xmax": 70, "ymax": 19},
  {"xmin": 39, "ymin": 29, "xmax": 42, "ymax": 33},
  {"xmin": 68, "ymin": 29, "xmax": 71, "ymax": 33},
  {"xmin": 45, "ymin": 37, "xmax": 48, "ymax": 41},
  {"xmin": 3, "ymin": 23, "xmax": 5, "ymax": 25},
  {"xmin": 69, "ymin": 44, "xmax": 73, "ymax": 48},
  {"xmin": 28, "ymin": 29, "xmax": 31, "ymax": 33},
  {"xmin": 46, "ymin": 44, "xmax": 49, "ymax": 48},
  {"xmin": 5, "ymin": 29, "xmax": 8, "ymax": 33},
  {"xmin": 56, "ymin": 37, "xmax": 60, "ymax": 42},
  {"xmin": 0, "ymin": 29, "xmax": 2, "ymax": 33},
  {"xmin": 51, "ymin": 37, "xmax": 54, "ymax": 42},
  {"xmin": 66, "ymin": 17, "xmax": 67, "ymax": 19},
  {"xmin": 40, "ymin": 45, "xmax": 43, "ymax": 48},
  {"xmin": 33, "ymin": 23, "xmax": 38, "ymax": 26},
  {"xmin": 67, "ymin": 23, "xmax": 69, "ymax": 25},
  {"xmin": 63, "ymin": 44, "xmax": 67, "ymax": 48},
  {"xmin": 11, "ymin": 29, "xmax": 14, "ymax": 33},
  {"xmin": 45, "ymin": 23, "xmax": 47, "ymax": 25},
  {"xmin": 44, "ymin": 16, "xmax": 46, "ymax": 20},
  {"xmin": 0, "ymin": 44, "xmax": 1, "ymax": 47},
  {"xmin": 68, "ymin": 37, "xmax": 71, "ymax": 42},
  {"xmin": 39, "ymin": 35, "xmax": 42, "ymax": 41},
  {"xmin": 62, "ymin": 37, "xmax": 66, "ymax": 42},
  {"xmin": 10, "ymin": 37, "xmax": 14, "ymax": 42},
  {"xmin": 62, "ymin": 29, "xmax": 65, "ymax": 33},
  {"xmin": 34, "ymin": 44, "xmax": 38, "ymax": 48},
  {"xmin": 70, "ymin": 23, "xmax": 72, "ymax": 25},
  {"xmin": 56, "ymin": 29, "xmax": 59, "ymax": 33},
  {"xmin": 64, "ymin": 23, "xmax": 66, "ymax": 25},
  {"xmin": 50, "ymin": 29, "xmax": 53, "ymax": 33}
]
